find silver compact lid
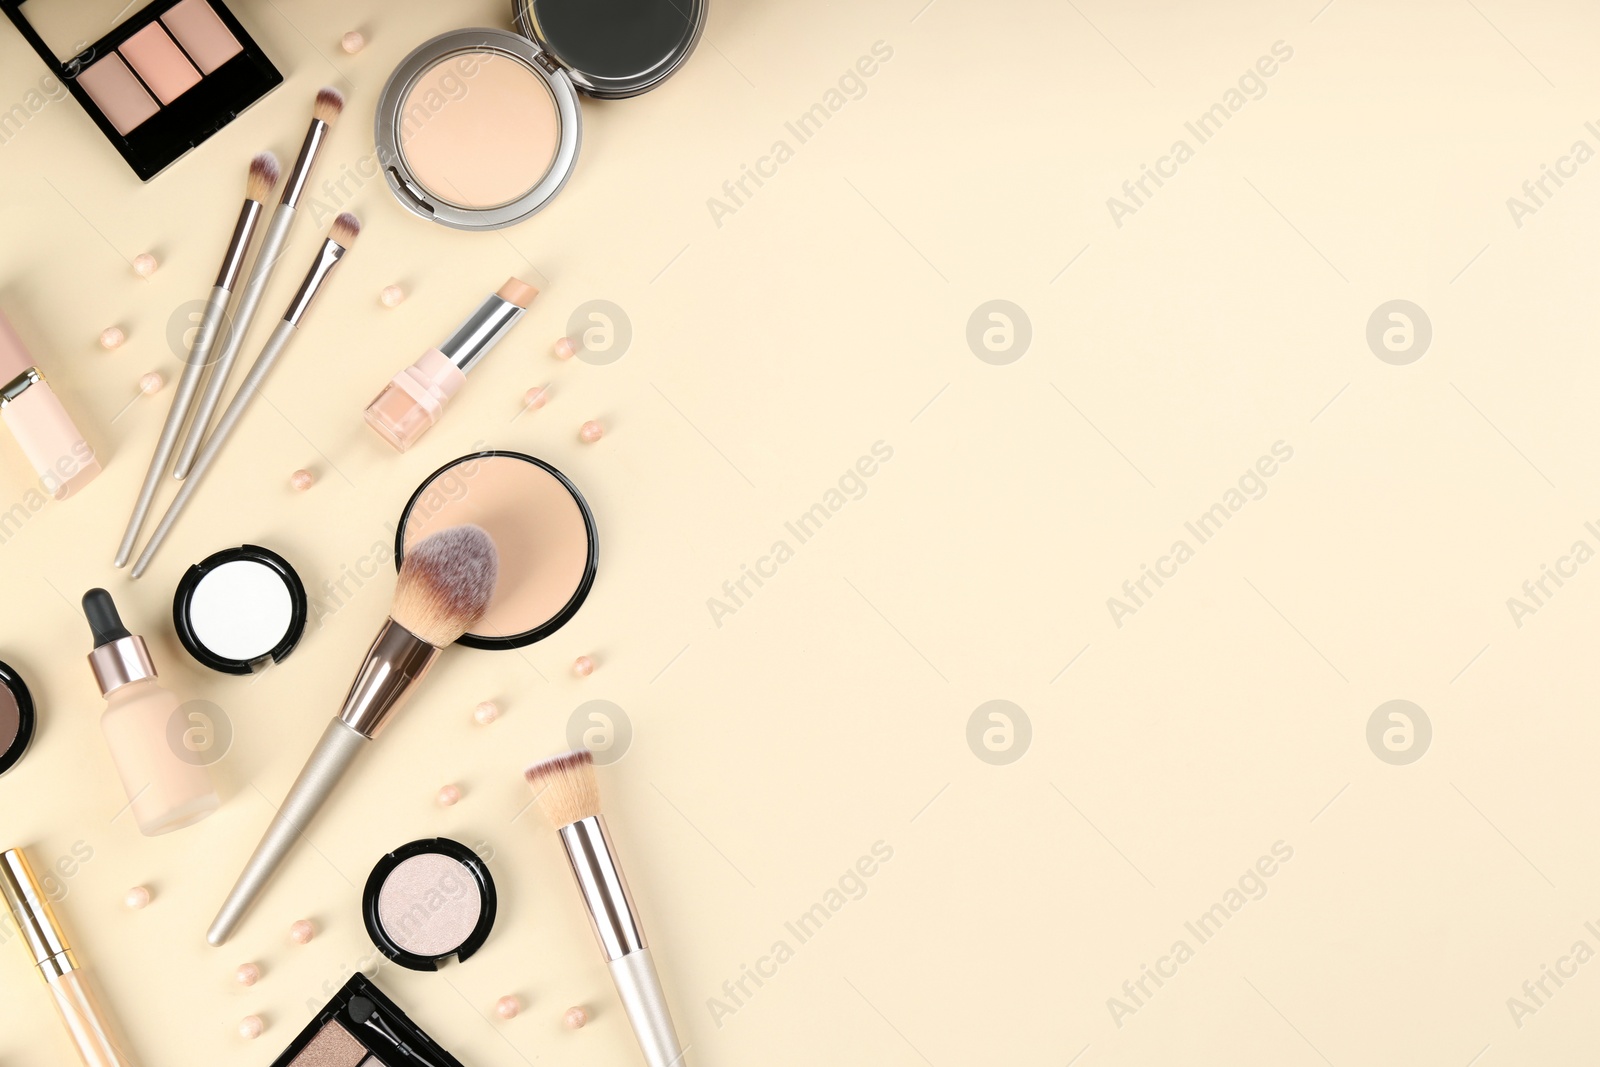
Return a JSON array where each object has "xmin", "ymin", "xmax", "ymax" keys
[{"xmin": 511, "ymin": 0, "xmax": 707, "ymax": 99}]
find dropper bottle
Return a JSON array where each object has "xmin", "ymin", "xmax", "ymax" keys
[{"xmin": 82, "ymin": 589, "xmax": 219, "ymax": 836}]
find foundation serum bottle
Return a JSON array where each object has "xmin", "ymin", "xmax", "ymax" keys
[{"xmin": 81, "ymin": 589, "xmax": 219, "ymax": 835}]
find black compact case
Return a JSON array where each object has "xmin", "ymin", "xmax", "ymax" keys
[
  {"xmin": 270, "ymin": 974, "xmax": 466, "ymax": 1067},
  {"xmin": 2, "ymin": 0, "xmax": 281, "ymax": 180}
]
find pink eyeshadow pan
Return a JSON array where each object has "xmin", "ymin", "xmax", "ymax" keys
[
  {"xmin": 120, "ymin": 23, "xmax": 201, "ymax": 104},
  {"xmin": 160, "ymin": 0, "xmax": 242, "ymax": 74},
  {"xmin": 76, "ymin": 55, "xmax": 160, "ymax": 134}
]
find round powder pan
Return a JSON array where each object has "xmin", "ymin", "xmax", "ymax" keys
[
  {"xmin": 375, "ymin": 0, "xmax": 705, "ymax": 230},
  {"xmin": 173, "ymin": 545, "xmax": 308, "ymax": 675},
  {"xmin": 363, "ymin": 838, "xmax": 497, "ymax": 971},
  {"xmin": 395, "ymin": 451, "xmax": 598, "ymax": 650},
  {"xmin": 0, "ymin": 660, "xmax": 36, "ymax": 777}
]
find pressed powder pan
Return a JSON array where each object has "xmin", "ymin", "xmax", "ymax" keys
[{"xmin": 395, "ymin": 451, "xmax": 597, "ymax": 649}]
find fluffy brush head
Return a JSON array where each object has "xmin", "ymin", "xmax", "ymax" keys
[
  {"xmin": 246, "ymin": 152, "xmax": 280, "ymax": 203},
  {"xmin": 328, "ymin": 212, "xmax": 360, "ymax": 249},
  {"xmin": 523, "ymin": 750, "xmax": 599, "ymax": 827},
  {"xmin": 391, "ymin": 524, "xmax": 498, "ymax": 647},
  {"xmin": 313, "ymin": 86, "xmax": 345, "ymax": 125}
]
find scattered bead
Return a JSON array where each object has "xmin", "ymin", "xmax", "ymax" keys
[
  {"xmin": 132, "ymin": 253, "xmax": 158, "ymax": 277},
  {"xmin": 563, "ymin": 1006, "xmax": 588, "ymax": 1029},
  {"xmin": 289, "ymin": 919, "xmax": 314, "ymax": 944},
  {"xmin": 124, "ymin": 886, "xmax": 150, "ymax": 910},
  {"xmin": 380, "ymin": 284, "xmax": 404, "ymax": 307},
  {"xmin": 341, "ymin": 31, "xmax": 365, "ymax": 54},
  {"xmin": 579, "ymin": 420, "xmax": 604, "ymax": 443},
  {"xmin": 496, "ymin": 996, "xmax": 520, "ymax": 1020},
  {"xmin": 139, "ymin": 372, "xmax": 163, "ymax": 395},
  {"xmin": 553, "ymin": 337, "xmax": 576, "ymax": 360},
  {"xmin": 290, "ymin": 469, "xmax": 315, "ymax": 492},
  {"xmin": 99, "ymin": 327, "xmax": 125, "ymax": 350},
  {"xmin": 239, "ymin": 1015, "xmax": 263, "ymax": 1040},
  {"xmin": 473, "ymin": 700, "xmax": 499, "ymax": 725},
  {"xmin": 573, "ymin": 655, "xmax": 594, "ymax": 677},
  {"xmin": 437, "ymin": 783, "xmax": 462, "ymax": 807},
  {"xmin": 235, "ymin": 963, "xmax": 261, "ymax": 987},
  {"xmin": 521, "ymin": 385, "xmax": 549, "ymax": 412}
]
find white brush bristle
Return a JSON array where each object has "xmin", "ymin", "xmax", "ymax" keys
[
  {"xmin": 328, "ymin": 212, "xmax": 360, "ymax": 249},
  {"xmin": 523, "ymin": 750, "xmax": 600, "ymax": 827},
  {"xmin": 390, "ymin": 524, "xmax": 498, "ymax": 646},
  {"xmin": 246, "ymin": 152, "xmax": 280, "ymax": 203},
  {"xmin": 313, "ymin": 86, "xmax": 345, "ymax": 125}
]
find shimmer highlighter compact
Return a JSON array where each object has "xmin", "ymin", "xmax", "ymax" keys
[
  {"xmin": 2, "ymin": 0, "xmax": 281, "ymax": 180},
  {"xmin": 270, "ymin": 974, "xmax": 465, "ymax": 1067}
]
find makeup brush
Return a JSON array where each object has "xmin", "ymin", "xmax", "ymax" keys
[
  {"xmin": 174, "ymin": 87, "xmax": 344, "ymax": 479},
  {"xmin": 207, "ymin": 524, "xmax": 498, "ymax": 945},
  {"xmin": 130, "ymin": 213, "xmax": 359, "ymax": 578},
  {"xmin": 114, "ymin": 151, "xmax": 280, "ymax": 567},
  {"xmin": 524, "ymin": 750, "xmax": 689, "ymax": 1067}
]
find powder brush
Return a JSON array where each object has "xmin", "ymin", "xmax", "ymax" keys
[
  {"xmin": 208, "ymin": 524, "xmax": 498, "ymax": 945},
  {"xmin": 114, "ymin": 151, "xmax": 279, "ymax": 567},
  {"xmin": 174, "ymin": 87, "xmax": 344, "ymax": 478},
  {"xmin": 524, "ymin": 750, "xmax": 688, "ymax": 1067}
]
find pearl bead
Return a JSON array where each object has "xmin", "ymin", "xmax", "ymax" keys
[
  {"xmin": 289, "ymin": 919, "xmax": 314, "ymax": 944},
  {"xmin": 239, "ymin": 1015, "xmax": 263, "ymax": 1039},
  {"xmin": 573, "ymin": 655, "xmax": 594, "ymax": 677},
  {"xmin": 341, "ymin": 31, "xmax": 365, "ymax": 54},
  {"xmin": 290, "ymin": 469, "xmax": 315, "ymax": 491},
  {"xmin": 563, "ymin": 1006, "xmax": 588, "ymax": 1029},
  {"xmin": 139, "ymin": 372, "xmax": 163, "ymax": 395},
  {"xmin": 522, "ymin": 385, "xmax": 549, "ymax": 411},
  {"xmin": 380, "ymin": 284, "xmax": 404, "ymax": 307},
  {"xmin": 579, "ymin": 420, "xmax": 604, "ymax": 443},
  {"xmin": 437, "ymin": 783, "xmax": 461, "ymax": 806},
  {"xmin": 124, "ymin": 886, "xmax": 150, "ymax": 909},
  {"xmin": 235, "ymin": 963, "xmax": 260, "ymax": 986},
  {"xmin": 553, "ymin": 337, "xmax": 576, "ymax": 360},
  {"xmin": 473, "ymin": 700, "xmax": 498, "ymax": 725},
  {"xmin": 132, "ymin": 253, "xmax": 157, "ymax": 277},
  {"xmin": 496, "ymin": 996, "xmax": 519, "ymax": 1020},
  {"xmin": 99, "ymin": 327, "xmax": 125, "ymax": 350}
]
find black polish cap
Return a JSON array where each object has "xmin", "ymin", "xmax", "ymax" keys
[{"xmin": 82, "ymin": 589, "xmax": 131, "ymax": 648}]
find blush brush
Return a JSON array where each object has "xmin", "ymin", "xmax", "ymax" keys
[
  {"xmin": 207, "ymin": 524, "xmax": 498, "ymax": 945},
  {"xmin": 524, "ymin": 750, "xmax": 689, "ymax": 1067}
]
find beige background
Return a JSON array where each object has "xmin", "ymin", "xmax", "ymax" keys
[{"xmin": 1, "ymin": 0, "xmax": 1598, "ymax": 1063}]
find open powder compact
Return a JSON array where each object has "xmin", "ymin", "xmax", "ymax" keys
[
  {"xmin": 362, "ymin": 838, "xmax": 497, "ymax": 971},
  {"xmin": 0, "ymin": 660, "xmax": 36, "ymax": 777},
  {"xmin": 172, "ymin": 544, "xmax": 307, "ymax": 674},
  {"xmin": 374, "ymin": 0, "xmax": 707, "ymax": 229}
]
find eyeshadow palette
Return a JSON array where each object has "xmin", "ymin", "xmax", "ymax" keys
[
  {"xmin": 271, "ymin": 974, "xmax": 465, "ymax": 1067},
  {"xmin": 2, "ymin": 0, "xmax": 281, "ymax": 180}
]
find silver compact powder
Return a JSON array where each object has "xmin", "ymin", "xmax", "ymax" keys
[
  {"xmin": 376, "ymin": 853, "xmax": 483, "ymax": 957},
  {"xmin": 189, "ymin": 559, "xmax": 293, "ymax": 661}
]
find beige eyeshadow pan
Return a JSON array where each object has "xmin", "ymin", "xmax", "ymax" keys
[
  {"xmin": 75, "ymin": 54, "xmax": 160, "ymax": 134},
  {"xmin": 290, "ymin": 1019, "xmax": 366, "ymax": 1067},
  {"xmin": 160, "ymin": 0, "xmax": 242, "ymax": 74},
  {"xmin": 119, "ymin": 22, "xmax": 202, "ymax": 103}
]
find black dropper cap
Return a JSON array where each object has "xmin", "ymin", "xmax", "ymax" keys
[{"xmin": 82, "ymin": 589, "xmax": 131, "ymax": 648}]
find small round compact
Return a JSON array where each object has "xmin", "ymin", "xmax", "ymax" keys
[
  {"xmin": 173, "ymin": 545, "xmax": 307, "ymax": 675},
  {"xmin": 363, "ymin": 839, "xmax": 498, "ymax": 971},
  {"xmin": 0, "ymin": 660, "xmax": 36, "ymax": 777}
]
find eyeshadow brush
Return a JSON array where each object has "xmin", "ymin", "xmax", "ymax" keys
[
  {"xmin": 174, "ymin": 87, "xmax": 344, "ymax": 479},
  {"xmin": 114, "ymin": 151, "xmax": 279, "ymax": 568},
  {"xmin": 130, "ymin": 213, "xmax": 358, "ymax": 578},
  {"xmin": 524, "ymin": 751, "xmax": 689, "ymax": 1067},
  {"xmin": 207, "ymin": 524, "xmax": 498, "ymax": 945}
]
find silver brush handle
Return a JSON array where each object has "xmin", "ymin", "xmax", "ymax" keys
[
  {"xmin": 207, "ymin": 719, "xmax": 368, "ymax": 945},
  {"xmin": 113, "ymin": 284, "xmax": 228, "ymax": 567},
  {"xmin": 175, "ymin": 203, "xmax": 295, "ymax": 478},
  {"xmin": 610, "ymin": 950, "xmax": 688, "ymax": 1067},
  {"xmin": 560, "ymin": 816, "xmax": 687, "ymax": 1067}
]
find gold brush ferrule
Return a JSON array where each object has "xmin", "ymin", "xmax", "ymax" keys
[
  {"xmin": 336, "ymin": 618, "xmax": 441, "ymax": 738},
  {"xmin": 0, "ymin": 848, "xmax": 77, "ymax": 978}
]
